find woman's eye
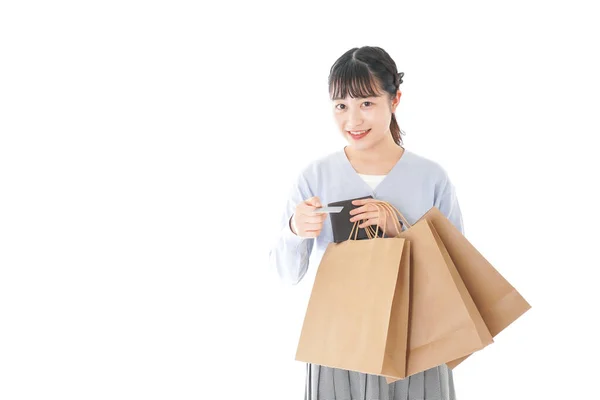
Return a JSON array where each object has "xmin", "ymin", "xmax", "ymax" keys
[{"xmin": 336, "ymin": 103, "xmax": 371, "ymax": 110}]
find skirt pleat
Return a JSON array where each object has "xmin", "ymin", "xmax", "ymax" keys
[{"xmin": 305, "ymin": 363, "xmax": 456, "ymax": 400}]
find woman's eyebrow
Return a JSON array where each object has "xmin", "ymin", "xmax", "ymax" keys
[{"xmin": 335, "ymin": 96, "xmax": 378, "ymax": 102}]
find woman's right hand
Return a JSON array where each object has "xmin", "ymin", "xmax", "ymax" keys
[{"xmin": 291, "ymin": 196, "xmax": 327, "ymax": 238}]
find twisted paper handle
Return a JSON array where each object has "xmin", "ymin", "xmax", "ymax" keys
[{"xmin": 347, "ymin": 200, "xmax": 413, "ymax": 241}]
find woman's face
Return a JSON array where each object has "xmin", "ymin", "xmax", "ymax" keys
[{"xmin": 332, "ymin": 86, "xmax": 401, "ymax": 151}]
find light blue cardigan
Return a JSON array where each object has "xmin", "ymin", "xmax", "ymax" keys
[
  {"xmin": 270, "ymin": 146, "xmax": 464, "ymax": 286},
  {"xmin": 269, "ymin": 146, "xmax": 465, "ymax": 400}
]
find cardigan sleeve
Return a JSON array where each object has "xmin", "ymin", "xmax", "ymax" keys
[
  {"xmin": 269, "ymin": 171, "xmax": 315, "ymax": 285},
  {"xmin": 434, "ymin": 172, "xmax": 465, "ymax": 236}
]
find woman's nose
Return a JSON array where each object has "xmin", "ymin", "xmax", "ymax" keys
[{"xmin": 347, "ymin": 109, "xmax": 363, "ymax": 127}]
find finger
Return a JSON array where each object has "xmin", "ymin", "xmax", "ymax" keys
[
  {"xmin": 358, "ymin": 218, "xmax": 378, "ymax": 229},
  {"xmin": 301, "ymin": 214, "xmax": 327, "ymax": 224},
  {"xmin": 349, "ymin": 205, "xmax": 368, "ymax": 216},
  {"xmin": 352, "ymin": 198, "xmax": 380, "ymax": 206},
  {"xmin": 297, "ymin": 203, "xmax": 315, "ymax": 214},
  {"xmin": 304, "ymin": 196, "xmax": 322, "ymax": 208},
  {"xmin": 298, "ymin": 209, "xmax": 329, "ymax": 220},
  {"xmin": 366, "ymin": 205, "xmax": 390, "ymax": 219},
  {"xmin": 298, "ymin": 202, "xmax": 325, "ymax": 215},
  {"xmin": 301, "ymin": 223, "xmax": 325, "ymax": 232},
  {"xmin": 299, "ymin": 220, "xmax": 325, "ymax": 230},
  {"xmin": 303, "ymin": 226, "xmax": 322, "ymax": 232},
  {"xmin": 350, "ymin": 211, "xmax": 382, "ymax": 222},
  {"xmin": 301, "ymin": 230, "xmax": 320, "ymax": 238},
  {"xmin": 349, "ymin": 203, "xmax": 383, "ymax": 216},
  {"xmin": 358, "ymin": 219, "xmax": 390, "ymax": 232},
  {"xmin": 351, "ymin": 198, "xmax": 372, "ymax": 206}
]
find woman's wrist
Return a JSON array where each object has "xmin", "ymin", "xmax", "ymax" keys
[{"xmin": 289, "ymin": 215, "xmax": 298, "ymax": 235}]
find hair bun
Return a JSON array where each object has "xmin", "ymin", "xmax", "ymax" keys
[{"xmin": 397, "ymin": 72, "xmax": 404, "ymax": 86}]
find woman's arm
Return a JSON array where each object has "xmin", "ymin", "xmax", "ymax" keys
[
  {"xmin": 269, "ymin": 172, "xmax": 315, "ymax": 285},
  {"xmin": 434, "ymin": 172, "xmax": 465, "ymax": 235}
]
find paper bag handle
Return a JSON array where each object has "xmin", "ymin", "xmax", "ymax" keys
[
  {"xmin": 348, "ymin": 203, "xmax": 395, "ymax": 240},
  {"xmin": 347, "ymin": 200, "xmax": 413, "ymax": 241}
]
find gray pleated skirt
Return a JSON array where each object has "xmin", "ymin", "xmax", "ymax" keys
[{"xmin": 304, "ymin": 363, "xmax": 456, "ymax": 400}]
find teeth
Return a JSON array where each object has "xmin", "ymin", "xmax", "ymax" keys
[{"xmin": 350, "ymin": 130, "xmax": 368, "ymax": 135}]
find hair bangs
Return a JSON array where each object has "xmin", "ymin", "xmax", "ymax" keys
[{"xmin": 329, "ymin": 62, "xmax": 383, "ymax": 101}]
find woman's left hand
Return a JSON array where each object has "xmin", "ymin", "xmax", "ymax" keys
[{"xmin": 348, "ymin": 199, "xmax": 402, "ymax": 237}]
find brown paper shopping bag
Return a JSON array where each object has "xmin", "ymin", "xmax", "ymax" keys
[
  {"xmin": 295, "ymin": 204, "xmax": 411, "ymax": 380},
  {"xmin": 372, "ymin": 203, "xmax": 494, "ymax": 384},
  {"xmin": 420, "ymin": 207, "xmax": 532, "ymax": 369}
]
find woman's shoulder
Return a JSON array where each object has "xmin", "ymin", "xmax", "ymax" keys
[
  {"xmin": 297, "ymin": 149, "xmax": 344, "ymax": 177},
  {"xmin": 401, "ymin": 148, "xmax": 451, "ymax": 182}
]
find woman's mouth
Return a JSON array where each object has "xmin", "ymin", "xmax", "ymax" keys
[{"xmin": 347, "ymin": 129, "xmax": 371, "ymax": 140}]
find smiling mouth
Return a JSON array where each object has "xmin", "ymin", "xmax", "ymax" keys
[{"xmin": 347, "ymin": 129, "xmax": 371, "ymax": 139}]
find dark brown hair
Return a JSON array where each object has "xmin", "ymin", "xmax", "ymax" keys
[{"xmin": 328, "ymin": 46, "xmax": 405, "ymax": 146}]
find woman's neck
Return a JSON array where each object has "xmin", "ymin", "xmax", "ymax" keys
[{"xmin": 345, "ymin": 136, "xmax": 403, "ymax": 164}]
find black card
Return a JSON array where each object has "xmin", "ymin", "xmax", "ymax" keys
[{"xmin": 327, "ymin": 195, "xmax": 385, "ymax": 243}]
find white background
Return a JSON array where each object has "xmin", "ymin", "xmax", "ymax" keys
[{"xmin": 1, "ymin": 1, "xmax": 599, "ymax": 399}]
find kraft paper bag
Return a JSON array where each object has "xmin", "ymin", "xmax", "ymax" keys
[
  {"xmin": 420, "ymin": 206, "xmax": 532, "ymax": 369},
  {"xmin": 296, "ymin": 204, "xmax": 411, "ymax": 380},
  {"xmin": 374, "ymin": 203, "xmax": 494, "ymax": 384}
]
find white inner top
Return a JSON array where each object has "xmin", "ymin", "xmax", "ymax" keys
[{"xmin": 358, "ymin": 173, "xmax": 387, "ymax": 190}]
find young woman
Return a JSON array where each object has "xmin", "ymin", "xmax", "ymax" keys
[{"xmin": 269, "ymin": 46, "xmax": 464, "ymax": 400}]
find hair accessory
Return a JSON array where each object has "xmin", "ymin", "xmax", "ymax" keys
[{"xmin": 396, "ymin": 71, "xmax": 404, "ymax": 87}]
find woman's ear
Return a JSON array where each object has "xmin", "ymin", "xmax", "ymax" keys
[{"xmin": 391, "ymin": 90, "xmax": 401, "ymax": 112}]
